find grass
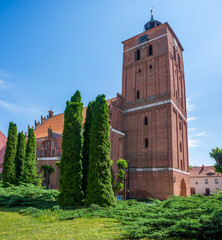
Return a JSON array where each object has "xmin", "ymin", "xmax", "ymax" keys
[
  {"xmin": 0, "ymin": 208, "xmax": 122, "ymax": 240},
  {"xmin": 0, "ymin": 182, "xmax": 222, "ymax": 239}
]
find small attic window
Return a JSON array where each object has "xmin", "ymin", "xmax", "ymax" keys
[{"xmin": 206, "ymin": 172, "xmax": 215, "ymax": 176}]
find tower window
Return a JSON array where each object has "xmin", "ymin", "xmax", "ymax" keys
[
  {"xmin": 178, "ymin": 53, "xmax": 180, "ymax": 68},
  {"xmin": 180, "ymin": 142, "xmax": 182, "ymax": 152},
  {"xmin": 144, "ymin": 117, "xmax": 148, "ymax": 125},
  {"xmin": 139, "ymin": 69, "xmax": 141, "ymax": 73},
  {"xmin": 137, "ymin": 90, "xmax": 140, "ymax": 99},
  {"xmin": 149, "ymin": 45, "xmax": 153, "ymax": 56},
  {"xmin": 136, "ymin": 49, "xmax": 140, "ymax": 61},
  {"xmin": 173, "ymin": 46, "xmax": 176, "ymax": 61},
  {"xmin": 149, "ymin": 65, "xmax": 152, "ymax": 69},
  {"xmin": 145, "ymin": 138, "xmax": 149, "ymax": 148},
  {"xmin": 179, "ymin": 121, "xmax": 182, "ymax": 130}
]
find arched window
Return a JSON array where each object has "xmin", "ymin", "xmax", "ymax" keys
[
  {"xmin": 137, "ymin": 90, "xmax": 140, "ymax": 99},
  {"xmin": 136, "ymin": 49, "xmax": 140, "ymax": 61},
  {"xmin": 149, "ymin": 45, "xmax": 153, "ymax": 56},
  {"xmin": 144, "ymin": 117, "xmax": 148, "ymax": 125},
  {"xmin": 180, "ymin": 142, "xmax": 182, "ymax": 152},
  {"xmin": 145, "ymin": 138, "xmax": 149, "ymax": 148},
  {"xmin": 178, "ymin": 53, "xmax": 180, "ymax": 68},
  {"xmin": 173, "ymin": 46, "xmax": 176, "ymax": 60}
]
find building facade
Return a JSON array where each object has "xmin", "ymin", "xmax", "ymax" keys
[
  {"xmin": 33, "ymin": 12, "xmax": 190, "ymax": 199},
  {"xmin": 190, "ymin": 165, "xmax": 222, "ymax": 195},
  {"xmin": 0, "ymin": 131, "xmax": 7, "ymax": 173}
]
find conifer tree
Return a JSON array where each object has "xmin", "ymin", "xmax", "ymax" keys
[
  {"xmin": 21, "ymin": 128, "xmax": 40, "ymax": 185},
  {"xmin": 15, "ymin": 132, "xmax": 26, "ymax": 183},
  {"xmin": 2, "ymin": 122, "xmax": 17, "ymax": 186},
  {"xmin": 85, "ymin": 94, "xmax": 115, "ymax": 207},
  {"xmin": 59, "ymin": 90, "xmax": 84, "ymax": 206},
  {"xmin": 82, "ymin": 101, "xmax": 94, "ymax": 195}
]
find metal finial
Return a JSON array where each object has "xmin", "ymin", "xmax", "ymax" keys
[{"xmin": 150, "ymin": 7, "xmax": 154, "ymax": 21}]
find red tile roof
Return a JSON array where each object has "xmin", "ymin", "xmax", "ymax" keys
[
  {"xmin": 190, "ymin": 165, "xmax": 222, "ymax": 178},
  {"xmin": 34, "ymin": 97, "xmax": 116, "ymax": 139}
]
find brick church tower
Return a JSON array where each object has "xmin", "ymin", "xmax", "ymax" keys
[
  {"xmin": 31, "ymin": 10, "xmax": 190, "ymax": 200},
  {"xmin": 121, "ymin": 10, "xmax": 190, "ymax": 199}
]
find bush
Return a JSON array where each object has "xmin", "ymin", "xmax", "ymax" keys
[
  {"xmin": 0, "ymin": 182, "xmax": 59, "ymax": 208},
  {"xmin": 1, "ymin": 182, "xmax": 222, "ymax": 239}
]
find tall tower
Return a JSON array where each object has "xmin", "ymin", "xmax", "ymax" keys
[{"xmin": 122, "ymin": 10, "xmax": 190, "ymax": 199}]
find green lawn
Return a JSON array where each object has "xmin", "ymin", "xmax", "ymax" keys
[{"xmin": 0, "ymin": 209, "xmax": 122, "ymax": 240}]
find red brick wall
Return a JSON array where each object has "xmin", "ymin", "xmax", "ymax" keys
[
  {"xmin": 0, "ymin": 131, "xmax": 7, "ymax": 173},
  {"xmin": 121, "ymin": 22, "xmax": 190, "ymax": 199},
  {"xmin": 37, "ymin": 160, "xmax": 60, "ymax": 189}
]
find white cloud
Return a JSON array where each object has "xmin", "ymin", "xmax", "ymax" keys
[
  {"xmin": 188, "ymin": 117, "xmax": 197, "ymax": 122},
  {"xmin": 195, "ymin": 131, "xmax": 206, "ymax": 137},
  {"xmin": 0, "ymin": 70, "xmax": 13, "ymax": 79},
  {"xmin": 0, "ymin": 79, "xmax": 9, "ymax": 89},
  {"xmin": 188, "ymin": 128, "xmax": 195, "ymax": 132},
  {"xmin": 0, "ymin": 99, "xmax": 41, "ymax": 116},
  {"xmin": 189, "ymin": 138, "xmax": 200, "ymax": 148},
  {"xmin": 186, "ymin": 98, "xmax": 195, "ymax": 112}
]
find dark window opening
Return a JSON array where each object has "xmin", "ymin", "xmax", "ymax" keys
[
  {"xmin": 149, "ymin": 45, "xmax": 153, "ymax": 56},
  {"xmin": 178, "ymin": 53, "xmax": 180, "ymax": 68},
  {"xmin": 179, "ymin": 121, "xmax": 182, "ymax": 130},
  {"xmin": 205, "ymin": 188, "xmax": 210, "ymax": 196},
  {"xmin": 181, "ymin": 160, "xmax": 183, "ymax": 170},
  {"xmin": 139, "ymin": 69, "xmax": 141, "ymax": 73},
  {"xmin": 145, "ymin": 138, "xmax": 149, "ymax": 148},
  {"xmin": 173, "ymin": 46, "xmax": 176, "ymax": 61},
  {"xmin": 149, "ymin": 65, "xmax": 152, "ymax": 69},
  {"xmin": 180, "ymin": 142, "xmax": 182, "ymax": 152},
  {"xmin": 144, "ymin": 117, "xmax": 148, "ymax": 125},
  {"xmin": 136, "ymin": 49, "xmax": 140, "ymax": 61},
  {"xmin": 137, "ymin": 90, "xmax": 140, "ymax": 99}
]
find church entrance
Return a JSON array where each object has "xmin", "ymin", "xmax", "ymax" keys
[{"xmin": 180, "ymin": 178, "xmax": 187, "ymax": 197}]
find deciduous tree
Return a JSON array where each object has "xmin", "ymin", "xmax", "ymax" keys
[{"xmin": 210, "ymin": 147, "xmax": 222, "ymax": 173}]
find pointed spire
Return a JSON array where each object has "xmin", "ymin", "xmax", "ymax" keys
[{"xmin": 150, "ymin": 7, "xmax": 154, "ymax": 21}]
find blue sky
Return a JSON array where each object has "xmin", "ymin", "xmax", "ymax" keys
[{"xmin": 0, "ymin": 0, "xmax": 221, "ymax": 166}]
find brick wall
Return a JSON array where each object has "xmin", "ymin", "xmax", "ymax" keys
[{"xmin": 0, "ymin": 131, "xmax": 7, "ymax": 173}]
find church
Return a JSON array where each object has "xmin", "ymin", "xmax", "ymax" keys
[{"xmin": 31, "ymin": 11, "xmax": 190, "ymax": 200}]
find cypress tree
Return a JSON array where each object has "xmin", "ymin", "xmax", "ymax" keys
[
  {"xmin": 15, "ymin": 132, "xmax": 26, "ymax": 183},
  {"xmin": 59, "ymin": 90, "xmax": 84, "ymax": 206},
  {"xmin": 2, "ymin": 122, "xmax": 17, "ymax": 186},
  {"xmin": 82, "ymin": 101, "xmax": 94, "ymax": 195},
  {"xmin": 85, "ymin": 94, "xmax": 115, "ymax": 207},
  {"xmin": 22, "ymin": 128, "xmax": 40, "ymax": 185}
]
